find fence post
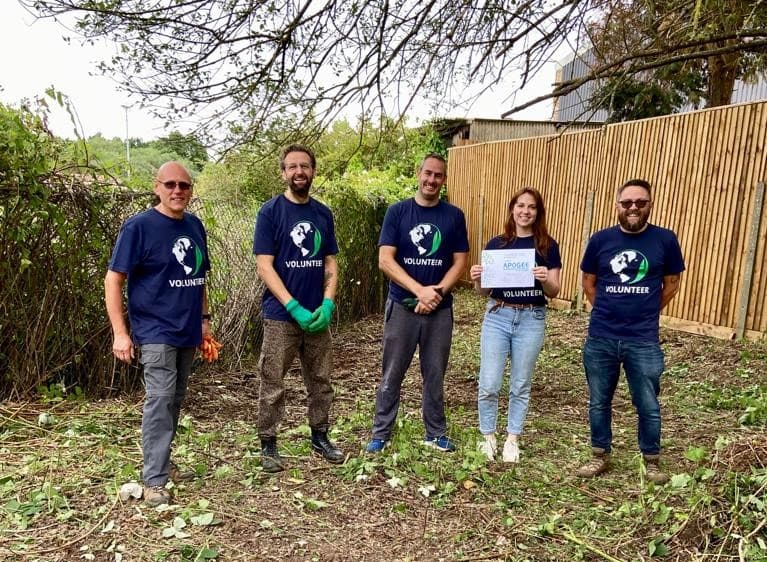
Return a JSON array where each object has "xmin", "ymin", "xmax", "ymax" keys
[
  {"xmin": 576, "ymin": 190, "xmax": 596, "ymax": 311},
  {"xmin": 478, "ymin": 194, "xmax": 485, "ymax": 258},
  {"xmin": 735, "ymin": 181, "xmax": 765, "ymax": 339}
]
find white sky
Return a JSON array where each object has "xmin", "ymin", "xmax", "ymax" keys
[{"xmin": 0, "ymin": 1, "xmax": 557, "ymax": 142}]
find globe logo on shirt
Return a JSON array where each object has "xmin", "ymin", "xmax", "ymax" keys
[
  {"xmin": 408, "ymin": 223, "xmax": 442, "ymax": 256},
  {"xmin": 609, "ymin": 250, "xmax": 649, "ymax": 284},
  {"xmin": 290, "ymin": 221, "xmax": 322, "ymax": 258},
  {"xmin": 171, "ymin": 236, "xmax": 204, "ymax": 276}
]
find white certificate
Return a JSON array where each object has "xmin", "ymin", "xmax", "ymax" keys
[{"xmin": 481, "ymin": 249, "xmax": 535, "ymax": 288}]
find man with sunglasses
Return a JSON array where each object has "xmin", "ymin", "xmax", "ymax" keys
[
  {"xmin": 577, "ymin": 178, "xmax": 684, "ymax": 484},
  {"xmin": 106, "ymin": 161, "xmax": 210, "ymax": 506}
]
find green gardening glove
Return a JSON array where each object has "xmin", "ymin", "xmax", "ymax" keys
[
  {"xmin": 285, "ymin": 298, "xmax": 313, "ymax": 330},
  {"xmin": 402, "ymin": 297, "xmax": 418, "ymax": 310},
  {"xmin": 307, "ymin": 298, "xmax": 335, "ymax": 333}
]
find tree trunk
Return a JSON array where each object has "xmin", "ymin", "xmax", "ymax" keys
[{"xmin": 707, "ymin": 47, "xmax": 739, "ymax": 107}]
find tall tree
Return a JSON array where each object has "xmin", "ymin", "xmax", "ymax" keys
[
  {"xmin": 24, "ymin": 0, "xmax": 767, "ymax": 138},
  {"xmin": 152, "ymin": 132, "xmax": 208, "ymax": 171},
  {"xmin": 23, "ymin": 0, "xmax": 582, "ymax": 145},
  {"xmin": 584, "ymin": 0, "xmax": 767, "ymax": 117}
]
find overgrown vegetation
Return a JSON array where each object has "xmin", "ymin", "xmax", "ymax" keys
[
  {"xmin": 0, "ymin": 100, "xmax": 443, "ymax": 396},
  {"xmin": 0, "ymin": 103, "xmax": 148, "ymax": 398},
  {"xmin": 0, "ymin": 291, "xmax": 765, "ymax": 561}
]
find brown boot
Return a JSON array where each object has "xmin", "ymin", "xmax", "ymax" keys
[
  {"xmin": 144, "ymin": 485, "xmax": 171, "ymax": 507},
  {"xmin": 169, "ymin": 460, "xmax": 196, "ymax": 482},
  {"xmin": 643, "ymin": 454, "xmax": 669, "ymax": 485},
  {"xmin": 576, "ymin": 447, "xmax": 610, "ymax": 478}
]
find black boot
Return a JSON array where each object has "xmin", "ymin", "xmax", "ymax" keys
[
  {"xmin": 311, "ymin": 429, "xmax": 344, "ymax": 464},
  {"xmin": 260, "ymin": 437, "xmax": 285, "ymax": 473}
]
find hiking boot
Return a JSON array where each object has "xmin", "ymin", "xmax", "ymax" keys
[
  {"xmin": 423, "ymin": 435, "xmax": 456, "ymax": 452},
  {"xmin": 169, "ymin": 460, "xmax": 196, "ymax": 482},
  {"xmin": 576, "ymin": 447, "xmax": 610, "ymax": 478},
  {"xmin": 643, "ymin": 454, "xmax": 669, "ymax": 485},
  {"xmin": 502, "ymin": 436, "xmax": 520, "ymax": 464},
  {"xmin": 311, "ymin": 429, "xmax": 345, "ymax": 464},
  {"xmin": 365, "ymin": 438, "xmax": 388, "ymax": 454},
  {"xmin": 478, "ymin": 434, "xmax": 496, "ymax": 461},
  {"xmin": 260, "ymin": 437, "xmax": 286, "ymax": 473},
  {"xmin": 144, "ymin": 485, "xmax": 171, "ymax": 507}
]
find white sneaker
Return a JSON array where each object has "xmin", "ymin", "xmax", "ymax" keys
[
  {"xmin": 478, "ymin": 434, "xmax": 496, "ymax": 461},
  {"xmin": 502, "ymin": 437, "xmax": 520, "ymax": 463}
]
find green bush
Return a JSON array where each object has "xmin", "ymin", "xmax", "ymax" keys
[
  {"xmin": 318, "ymin": 169, "xmax": 413, "ymax": 321},
  {"xmin": 0, "ymin": 103, "xmax": 153, "ymax": 397}
]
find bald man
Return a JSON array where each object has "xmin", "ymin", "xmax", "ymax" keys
[{"xmin": 105, "ymin": 161, "xmax": 211, "ymax": 506}]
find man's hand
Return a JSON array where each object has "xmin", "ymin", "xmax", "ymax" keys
[
  {"xmin": 308, "ymin": 298, "xmax": 335, "ymax": 333},
  {"xmin": 285, "ymin": 299, "xmax": 313, "ymax": 330},
  {"xmin": 112, "ymin": 333, "xmax": 134, "ymax": 364},
  {"xmin": 415, "ymin": 286, "xmax": 443, "ymax": 312},
  {"xmin": 200, "ymin": 334, "xmax": 223, "ymax": 362}
]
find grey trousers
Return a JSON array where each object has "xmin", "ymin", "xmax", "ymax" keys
[
  {"xmin": 139, "ymin": 344, "xmax": 195, "ymax": 487},
  {"xmin": 257, "ymin": 319, "xmax": 334, "ymax": 438},
  {"xmin": 371, "ymin": 300, "xmax": 453, "ymax": 440}
]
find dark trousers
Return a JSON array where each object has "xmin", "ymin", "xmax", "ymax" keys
[
  {"xmin": 371, "ymin": 300, "xmax": 453, "ymax": 440},
  {"xmin": 257, "ymin": 319, "xmax": 334, "ymax": 438}
]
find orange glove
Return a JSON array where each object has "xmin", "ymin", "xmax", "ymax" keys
[{"xmin": 200, "ymin": 334, "xmax": 223, "ymax": 362}]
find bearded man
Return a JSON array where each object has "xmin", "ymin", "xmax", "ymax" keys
[
  {"xmin": 577, "ymin": 178, "xmax": 685, "ymax": 484},
  {"xmin": 252, "ymin": 144, "xmax": 344, "ymax": 472}
]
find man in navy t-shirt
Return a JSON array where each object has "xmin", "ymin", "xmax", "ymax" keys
[
  {"xmin": 577, "ymin": 178, "xmax": 685, "ymax": 484},
  {"xmin": 253, "ymin": 144, "xmax": 344, "ymax": 472},
  {"xmin": 106, "ymin": 161, "xmax": 211, "ymax": 507},
  {"xmin": 366, "ymin": 153, "xmax": 469, "ymax": 454}
]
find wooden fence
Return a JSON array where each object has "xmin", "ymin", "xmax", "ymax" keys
[{"xmin": 447, "ymin": 100, "xmax": 767, "ymax": 340}]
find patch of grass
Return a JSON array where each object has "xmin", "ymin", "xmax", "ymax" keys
[{"xmin": 1, "ymin": 289, "xmax": 766, "ymax": 561}]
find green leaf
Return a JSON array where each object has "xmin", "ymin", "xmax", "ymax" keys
[
  {"xmin": 670, "ymin": 474, "xmax": 692, "ymax": 488},
  {"xmin": 684, "ymin": 446, "xmax": 707, "ymax": 462},
  {"xmin": 191, "ymin": 512, "xmax": 215, "ymax": 526}
]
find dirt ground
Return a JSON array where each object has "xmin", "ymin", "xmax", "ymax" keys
[{"xmin": 2, "ymin": 291, "xmax": 765, "ymax": 562}]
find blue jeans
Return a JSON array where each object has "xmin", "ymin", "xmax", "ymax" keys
[
  {"xmin": 582, "ymin": 337, "xmax": 665, "ymax": 455},
  {"xmin": 140, "ymin": 344, "xmax": 195, "ymax": 487},
  {"xmin": 477, "ymin": 303, "xmax": 546, "ymax": 436}
]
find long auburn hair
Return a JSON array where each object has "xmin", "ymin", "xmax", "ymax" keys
[{"xmin": 501, "ymin": 187, "xmax": 552, "ymax": 257}]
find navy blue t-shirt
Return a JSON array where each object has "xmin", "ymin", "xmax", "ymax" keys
[
  {"xmin": 485, "ymin": 235, "xmax": 562, "ymax": 306},
  {"xmin": 581, "ymin": 224, "xmax": 685, "ymax": 341},
  {"xmin": 253, "ymin": 194, "xmax": 338, "ymax": 322},
  {"xmin": 379, "ymin": 198, "xmax": 469, "ymax": 309},
  {"xmin": 108, "ymin": 208, "xmax": 210, "ymax": 347}
]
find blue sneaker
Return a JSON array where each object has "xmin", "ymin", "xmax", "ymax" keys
[
  {"xmin": 423, "ymin": 435, "xmax": 456, "ymax": 452},
  {"xmin": 365, "ymin": 438, "xmax": 388, "ymax": 453}
]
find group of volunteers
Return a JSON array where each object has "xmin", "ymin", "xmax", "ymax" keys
[{"xmin": 105, "ymin": 147, "xmax": 684, "ymax": 507}]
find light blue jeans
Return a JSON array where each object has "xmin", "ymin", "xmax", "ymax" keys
[{"xmin": 477, "ymin": 302, "xmax": 546, "ymax": 436}]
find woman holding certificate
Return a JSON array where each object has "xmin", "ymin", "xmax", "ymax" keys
[{"xmin": 469, "ymin": 188, "xmax": 561, "ymax": 463}]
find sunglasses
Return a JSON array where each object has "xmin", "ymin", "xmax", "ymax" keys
[
  {"xmin": 158, "ymin": 180, "xmax": 193, "ymax": 191},
  {"xmin": 618, "ymin": 199, "xmax": 650, "ymax": 209}
]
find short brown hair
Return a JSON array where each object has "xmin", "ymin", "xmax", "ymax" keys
[
  {"xmin": 617, "ymin": 178, "xmax": 652, "ymax": 199},
  {"xmin": 280, "ymin": 144, "xmax": 316, "ymax": 170}
]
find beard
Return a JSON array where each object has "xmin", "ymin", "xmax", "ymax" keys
[
  {"xmin": 288, "ymin": 176, "xmax": 312, "ymax": 197},
  {"xmin": 618, "ymin": 210, "xmax": 649, "ymax": 232}
]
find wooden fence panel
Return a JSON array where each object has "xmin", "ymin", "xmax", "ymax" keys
[{"xmin": 447, "ymin": 100, "xmax": 767, "ymax": 339}]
